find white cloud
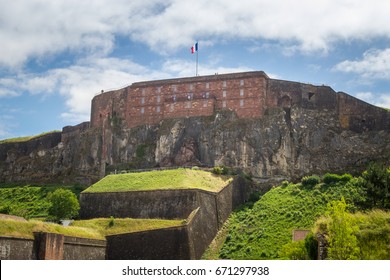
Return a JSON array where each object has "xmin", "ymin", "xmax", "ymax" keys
[
  {"xmin": 334, "ymin": 48, "xmax": 390, "ymax": 79},
  {"xmin": 2, "ymin": 0, "xmax": 390, "ymax": 68},
  {"xmin": 354, "ymin": 91, "xmax": 390, "ymax": 109}
]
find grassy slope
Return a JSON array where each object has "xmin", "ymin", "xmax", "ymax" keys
[
  {"xmin": 0, "ymin": 130, "xmax": 61, "ymax": 144},
  {"xmin": 315, "ymin": 210, "xmax": 390, "ymax": 259},
  {"xmin": 218, "ymin": 178, "xmax": 365, "ymax": 259},
  {"xmin": 83, "ymin": 168, "xmax": 233, "ymax": 193},
  {"xmin": 0, "ymin": 218, "xmax": 186, "ymax": 240},
  {"xmin": 0, "ymin": 185, "xmax": 86, "ymax": 219}
]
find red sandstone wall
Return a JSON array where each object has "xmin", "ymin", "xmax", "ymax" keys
[{"xmin": 118, "ymin": 72, "xmax": 269, "ymax": 128}]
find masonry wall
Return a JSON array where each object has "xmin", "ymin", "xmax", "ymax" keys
[
  {"xmin": 0, "ymin": 233, "xmax": 106, "ymax": 260},
  {"xmin": 79, "ymin": 189, "xmax": 198, "ymax": 219},
  {"xmin": 0, "ymin": 236, "xmax": 34, "ymax": 260}
]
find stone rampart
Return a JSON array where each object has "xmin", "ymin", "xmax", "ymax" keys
[{"xmin": 0, "ymin": 233, "xmax": 106, "ymax": 260}]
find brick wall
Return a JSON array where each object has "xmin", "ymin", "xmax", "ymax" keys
[{"xmin": 91, "ymin": 71, "xmax": 269, "ymax": 129}]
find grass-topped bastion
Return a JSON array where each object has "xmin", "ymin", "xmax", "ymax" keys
[{"xmin": 83, "ymin": 168, "xmax": 233, "ymax": 193}]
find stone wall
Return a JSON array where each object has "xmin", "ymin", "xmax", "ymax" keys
[
  {"xmin": 0, "ymin": 233, "xmax": 106, "ymax": 260},
  {"xmin": 82, "ymin": 176, "xmax": 253, "ymax": 259}
]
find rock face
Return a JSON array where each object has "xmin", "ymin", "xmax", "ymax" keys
[{"xmin": 1, "ymin": 72, "xmax": 390, "ymax": 185}]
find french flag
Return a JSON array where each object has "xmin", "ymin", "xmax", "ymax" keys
[{"xmin": 191, "ymin": 42, "xmax": 198, "ymax": 54}]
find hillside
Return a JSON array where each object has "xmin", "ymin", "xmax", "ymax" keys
[
  {"xmin": 83, "ymin": 168, "xmax": 233, "ymax": 193},
  {"xmin": 217, "ymin": 173, "xmax": 387, "ymax": 259}
]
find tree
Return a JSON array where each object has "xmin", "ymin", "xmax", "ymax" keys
[
  {"xmin": 362, "ymin": 163, "xmax": 390, "ymax": 209},
  {"xmin": 326, "ymin": 197, "xmax": 360, "ymax": 259},
  {"xmin": 47, "ymin": 189, "xmax": 80, "ymax": 222}
]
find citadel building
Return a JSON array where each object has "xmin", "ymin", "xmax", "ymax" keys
[{"xmin": 90, "ymin": 71, "xmax": 388, "ymax": 132}]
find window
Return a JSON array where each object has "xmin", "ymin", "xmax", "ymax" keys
[
  {"xmin": 223, "ymin": 81, "xmax": 227, "ymax": 88},
  {"xmin": 240, "ymin": 99, "xmax": 244, "ymax": 107},
  {"xmin": 203, "ymin": 100, "xmax": 208, "ymax": 107},
  {"xmin": 157, "ymin": 95, "xmax": 161, "ymax": 103},
  {"xmin": 173, "ymin": 94, "xmax": 177, "ymax": 102},
  {"xmin": 141, "ymin": 107, "xmax": 145, "ymax": 114},
  {"xmin": 141, "ymin": 88, "xmax": 145, "ymax": 96},
  {"xmin": 141, "ymin": 97, "xmax": 145, "ymax": 104},
  {"xmin": 222, "ymin": 100, "xmax": 227, "ymax": 108},
  {"xmin": 240, "ymin": 89, "xmax": 244, "ymax": 96},
  {"xmin": 240, "ymin": 79, "xmax": 244, "ymax": 86},
  {"xmin": 172, "ymin": 85, "xmax": 177, "ymax": 92},
  {"xmin": 156, "ymin": 86, "xmax": 161, "ymax": 93},
  {"xmin": 187, "ymin": 93, "xmax": 193, "ymax": 100},
  {"xmin": 206, "ymin": 82, "xmax": 209, "ymax": 89},
  {"xmin": 156, "ymin": 106, "xmax": 161, "ymax": 113},
  {"xmin": 189, "ymin": 84, "xmax": 194, "ymax": 90},
  {"xmin": 170, "ymin": 104, "xmax": 174, "ymax": 112},
  {"xmin": 203, "ymin": 92, "xmax": 209, "ymax": 98},
  {"xmin": 223, "ymin": 90, "xmax": 227, "ymax": 98}
]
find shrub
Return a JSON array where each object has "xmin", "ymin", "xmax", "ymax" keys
[
  {"xmin": 47, "ymin": 189, "xmax": 80, "ymax": 222},
  {"xmin": 212, "ymin": 166, "xmax": 222, "ymax": 175},
  {"xmin": 323, "ymin": 173, "xmax": 342, "ymax": 184},
  {"xmin": 302, "ymin": 175, "xmax": 321, "ymax": 188}
]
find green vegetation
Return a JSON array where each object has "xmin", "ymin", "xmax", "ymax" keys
[
  {"xmin": 326, "ymin": 198, "xmax": 360, "ymax": 259},
  {"xmin": 0, "ymin": 185, "xmax": 86, "ymax": 219},
  {"xmin": 0, "ymin": 217, "xmax": 185, "ymax": 240},
  {"xmin": 84, "ymin": 168, "xmax": 232, "ymax": 193},
  {"xmin": 217, "ymin": 165, "xmax": 390, "ymax": 260},
  {"xmin": 72, "ymin": 217, "xmax": 186, "ymax": 236},
  {"xmin": 315, "ymin": 208, "xmax": 390, "ymax": 260},
  {"xmin": 218, "ymin": 173, "xmax": 367, "ymax": 259},
  {"xmin": 0, "ymin": 130, "xmax": 61, "ymax": 144},
  {"xmin": 47, "ymin": 189, "xmax": 80, "ymax": 222},
  {"xmin": 0, "ymin": 219, "xmax": 103, "ymax": 240}
]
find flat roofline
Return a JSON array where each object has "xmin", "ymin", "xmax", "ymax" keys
[{"xmin": 131, "ymin": 71, "xmax": 269, "ymax": 88}]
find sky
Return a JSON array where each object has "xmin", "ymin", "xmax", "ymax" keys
[{"xmin": 1, "ymin": 0, "xmax": 390, "ymax": 140}]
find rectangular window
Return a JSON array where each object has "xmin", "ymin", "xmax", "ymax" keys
[
  {"xmin": 172, "ymin": 85, "xmax": 177, "ymax": 92},
  {"xmin": 206, "ymin": 82, "xmax": 209, "ymax": 89},
  {"xmin": 156, "ymin": 106, "xmax": 161, "ymax": 113},
  {"xmin": 240, "ymin": 79, "xmax": 244, "ymax": 86},
  {"xmin": 203, "ymin": 100, "xmax": 208, "ymax": 107},
  {"xmin": 189, "ymin": 84, "xmax": 194, "ymax": 90},
  {"xmin": 157, "ymin": 86, "xmax": 161, "ymax": 93},
  {"xmin": 141, "ymin": 107, "xmax": 145, "ymax": 114},
  {"xmin": 223, "ymin": 81, "xmax": 227, "ymax": 88},
  {"xmin": 157, "ymin": 95, "xmax": 161, "ymax": 103},
  {"xmin": 170, "ymin": 104, "xmax": 174, "ymax": 112},
  {"xmin": 173, "ymin": 94, "xmax": 177, "ymax": 102},
  {"xmin": 141, "ymin": 97, "xmax": 145, "ymax": 104},
  {"xmin": 240, "ymin": 89, "xmax": 244, "ymax": 96},
  {"xmin": 240, "ymin": 99, "xmax": 244, "ymax": 107},
  {"xmin": 187, "ymin": 93, "xmax": 193, "ymax": 100},
  {"xmin": 222, "ymin": 100, "xmax": 227, "ymax": 108},
  {"xmin": 223, "ymin": 90, "xmax": 227, "ymax": 98},
  {"xmin": 141, "ymin": 88, "xmax": 145, "ymax": 96}
]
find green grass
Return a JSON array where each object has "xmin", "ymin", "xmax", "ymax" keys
[
  {"xmin": 0, "ymin": 130, "xmax": 61, "ymax": 144},
  {"xmin": 314, "ymin": 210, "xmax": 390, "ymax": 259},
  {"xmin": 0, "ymin": 219, "xmax": 103, "ymax": 240},
  {"xmin": 0, "ymin": 217, "xmax": 186, "ymax": 240},
  {"xmin": 83, "ymin": 168, "xmax": 233, "ymax": 193},
  {"xmin": 218, "ymin": 176, "xmax": 366, "ymax": 259},
  {"xmin": 0, "ymin": 185, "xmax": 87, "ymax": 219},
  {"xmin": 73, "ymin": 217, "xmax": 186, "ymax": 236}
]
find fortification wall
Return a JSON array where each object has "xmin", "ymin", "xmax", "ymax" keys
[
  {"xmin": 0, "ymin": 233, "xmax": 106, "ymax": 260},
  {"xmin": 79, "ymin": 189, "xmax": 198, "ymax": 219}
]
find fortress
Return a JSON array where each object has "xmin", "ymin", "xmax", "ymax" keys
[{"xmin": 90, "ymin": 71, "xmax": 388, "ymax": 132}]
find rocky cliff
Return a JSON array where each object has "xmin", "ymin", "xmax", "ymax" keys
[{"xmin": 1, "ymin": 87, "xmax": 389, "ymax": 186}]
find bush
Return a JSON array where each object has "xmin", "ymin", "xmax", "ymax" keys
[
  {"xmin": 47, "ymin": 189, "xmax": 80, "ymax": 222},
  {"xmin": 302, "ymin": 175, "xmax": 321, "ymax": 188},
  {"xmin": 212, "ymin": 166, "xmax": 222, "ymax": 175},
  {"xmin": 323, "ymin": 173, "xmax": 342, "ymax": 184}
]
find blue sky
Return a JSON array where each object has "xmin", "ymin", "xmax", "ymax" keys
[{"xmin": 1, "ymin": 0, "xmax": 390, "ymax": 140}]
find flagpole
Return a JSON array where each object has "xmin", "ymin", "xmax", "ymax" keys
[{"xmin": 196, "ymin": 48, "xmax": 198, "ymax": 76}]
